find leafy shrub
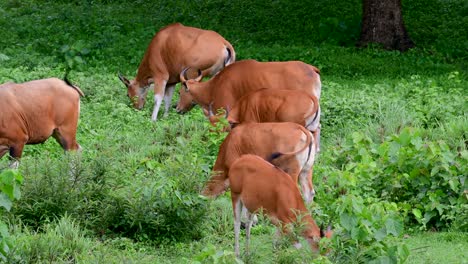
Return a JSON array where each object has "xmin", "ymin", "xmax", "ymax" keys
[
  {"xmin": 327, "ymin": 128, "xmax": 466, "ymax": 230},
  {"xmin": 12, "ymin": 154, "xmax": 111, "ymax": 232},
  {"xmin": 0, "ymin": 169, "xmax": 23, "ymax": 261},
  {"xmin": 191, "ymin": 244, "xmax": 242, "ymax": 264},
  {"xmin": 330, "ymin": 195, "xmax": 409, "ymax": 263},
  {"xmin": 114, "ymin": 176, "xmax": 208, "ymax": 243}
]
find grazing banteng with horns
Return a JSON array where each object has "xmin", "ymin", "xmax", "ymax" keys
[
  {"xmin": 176, "ymin": 59, "xmax": 322, "ymax": 149},
  {"xmin": 229, "ymin": 154, "xmax": 332, "ymax": 257},
  {"xmin": 0, "ymin": 78, "xmax": 84, "ymax": 168},
  {"xmin": 118, "ymin": 23, "xmax": 235, "ymax": 121}
]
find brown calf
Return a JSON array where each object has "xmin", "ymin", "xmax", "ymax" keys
[{"xmin": 229, "ymin": 154, "xmax": 332, "ymax": 257}]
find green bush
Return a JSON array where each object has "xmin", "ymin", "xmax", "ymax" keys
[
  {"xmin": 8, "ymin": 215, "xmax": 90, "ymax": 263},
  {"xmin": 326, "ymin": 128, "xmax": 466, "ymax": 230},
  {"xmin": 0, "ymin": 169, "xmax": 23, "ymax": 261}
]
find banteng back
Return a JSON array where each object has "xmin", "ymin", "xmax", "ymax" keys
[{"xmin": 222, "ymin": 89, "xmax": 321, "ymax": 151}]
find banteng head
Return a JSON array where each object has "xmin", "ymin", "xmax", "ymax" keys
[
  {"xmin": 176, "ymin": 67, "xmax": 203, "ymax": 113},
  {"xmin": 304, "ymin": 224, "xmax": 333, "ymax": 252},
  {"xmin": 118, "ymin": 73, "xmax": 153, "ymax": 110}
]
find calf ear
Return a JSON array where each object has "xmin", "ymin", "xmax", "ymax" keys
[{"xmin": 118, "ymin": 73, "xmax": 131, "ymax": 87}]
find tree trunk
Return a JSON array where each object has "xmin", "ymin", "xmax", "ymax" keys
[{"xmin": 358, "ymin": 0, "xmax": 414, "ymax": 51}]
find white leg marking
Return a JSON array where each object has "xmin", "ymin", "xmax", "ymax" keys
[
  {"xmin": 234, "ymin": 199, "xmax": 242, "ymax": 257},
  {"xmin": 300, "ymin": 171, "xmax": 314, "ymax": 204},
  {"xmin": 245, "ymin": 211, "xmax": 254, "ymax": 255},
  {"xmin": 294, "ymin": 242, "xmax": 303, "ymax": 249},
  {"xmin": 163, "ymin": 84, "xmax": 175, "ymax": 117},
  {"xmin": 9, "ymin": 160, "xmax": 20, "ymax": 169},
  {"xmin": 151, "ymin": 94, "xmax": 163, "ymax": 121},
  {"xmin": 297, "ymin": 136, "xmax": 316, "ymax": 204}
]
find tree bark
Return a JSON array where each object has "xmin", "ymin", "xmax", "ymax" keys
[{"xmin": 358, "ymin": 0, "xmax": 414, "ymax": 51}]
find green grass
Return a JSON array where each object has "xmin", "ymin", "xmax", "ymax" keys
[
  {"xmin": 405, "ymin": 232, "xmax": 468, "ymax": 264},
  {"xmin": 0, "ymin": 0, "xmax": 467, "ymax": 263}
]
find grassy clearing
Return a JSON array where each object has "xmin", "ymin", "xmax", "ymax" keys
[
  {"xmin": 405, "ymin": 232, "xmax": 468, "ymax": 264},
  {"xmin": 0, "ymin": 0, "xmax": 467, "ymax": 263}
]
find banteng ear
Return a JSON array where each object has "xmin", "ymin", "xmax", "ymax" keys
[
  {"xmin": 118, "ymin": 73, "xmax": 131, "ymax": 87},
  {"xmin": 147, "ymin": 78, "xmax": 154, "ymax": 85}
]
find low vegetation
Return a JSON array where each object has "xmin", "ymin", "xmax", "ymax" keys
[{"xmin": 0, "ymin": 0, "xmax": 466, "ymax": 263}]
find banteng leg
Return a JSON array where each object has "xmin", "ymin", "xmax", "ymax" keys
[
  {"xmin": 0, "ymin": 145, "xmax": 8, "ymax": 159},
  {"xmin": 52, "ymin": 126, "xmax": 81, "ymax": 151},
  {"xmin": 245, "ymin": 210, "xmax": 255, "ymax": 255},
  {"xmin": 299, "ymin": 167, "xmax": 315, "ymax": 203},
  {"xmin": 52, "ymin": 126, "xmax": 82, "ymax": 178},
  {"xmin": 151, "ymin": 79, "xmax": 168, "ymax": 121},
  {"xmin": 241, "ymin": 206, "xmax": 258, "ymax": 229},
  {"xmin": 163, "ymin": 84, "xmax": 176, "ymax": 117},
  {"xmin": 232, "ymin": 194, "xmax": 242, "ymax": 257},
  {"xmin": 9, "ymin": 143, "xmax": 26, "ymax": 169}
]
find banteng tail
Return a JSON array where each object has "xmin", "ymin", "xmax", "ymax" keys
[
  {"xmin": 267, "ymin": 125, "xmax": 313, "ymax": 162},
  {"xmin": 224, "ymin": 42, "xmax": 236, "ymax": 67},
  {"xmin": 64, "ymin": 72, "xmax": 85, "ymax": 97}
]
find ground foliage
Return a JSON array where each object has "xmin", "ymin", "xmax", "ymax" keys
[{"xmin": 0, "ymin": 0, "xmax": 466, "ymax": 263}]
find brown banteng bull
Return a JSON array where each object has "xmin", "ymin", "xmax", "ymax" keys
[
  {"xmin": 176, "ymin": 59, "xmax": 321, "ymax": 115},
  {"xmin": 208, "ymin": 89, "xmax": 321, "ymax": 151},
  {"xmin": 118, "ymin": 23, "xmax": 235, "ymax": 121},
  {"xmin": 229, "ymin": 154, "xmax": 332, "ymax": 256},
  {"xmin": 202, "ymin": 122, "xmax": 317, "ymax": 203},
  {"xmin": 0, "ymin": 78, "xmax": 84, "ymax": 168}
]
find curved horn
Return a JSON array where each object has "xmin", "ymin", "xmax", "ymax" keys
[
  {"xmin": 225, "ymin": 105, "xmax": 230, "ymax": 119},
  {"xmin": 180, "ymin": 68, "xmax": 189, "ymax": 83},
  {"xmin": 194, "ymin": 69, "xmax": 203, "ymax": 82},
  {"xmin": 118, "ymin": 72, "xmax": 130, "ymax": 87},
  {"xmin": 208, "ymin": 102, "xmax": 214, "ymax": 117}
]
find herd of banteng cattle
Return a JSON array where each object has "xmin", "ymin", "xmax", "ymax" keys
[{"xmin": 0, "ymin": 23, "xmax": 332, "ymax": 256}]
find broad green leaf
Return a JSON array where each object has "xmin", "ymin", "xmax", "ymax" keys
[
  {"xmin": 0, "ymin": 222, "xmax": 9, "ymax": 238},
  {"xmin": 385, "ymin": 217, "xmax": 403, "ymax": 236},
  {"xmin": 412, "ymin": 208, "xmax": 422, "ymax": 220},
  {"xmin": 0, "ymin": 171, "xmax": 14, "ymax": 186},
  {"xmin": 340, "ymin": 213, "xmax": 358, "ymax": 231},
  {"xmin": 374, "ymin": 227, "xmax": 387, "ymax": 241},
  {"xmin": 0, "ymin": 194, "xmax": 12, "ymax": 212}
]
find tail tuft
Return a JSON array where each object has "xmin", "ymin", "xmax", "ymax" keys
[{"xmin": 267, "ymin": 152, "xmax": 283, "ymax": 162}]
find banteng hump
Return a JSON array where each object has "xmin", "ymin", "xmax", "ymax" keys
[
  {"xmin": 118, "ymin": 23, "xmax": 235, "ymax": 121},
  {"xmin": 0, "ymin": 78, "xmax": 84, "ymax": 168}
]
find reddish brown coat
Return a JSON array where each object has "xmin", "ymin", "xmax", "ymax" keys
[
  {"xmin": 229, "ymin": 154, "xmax": 332, "ymax": 256},
  {"xmin": 0, "ymin": 78, "xmax": 83, "ymax": 164},
  {"xmin": 176, "ymin": 59, "xmax": 321, "ymax": 116},
  {"xmin": 226, "ymin": 88, "xmax": 319, "ymax": 129},
  {"xmin": 202, "ymin": 122, "xmax": 317, "ymax": 203},
  {"xmin": 119, "ymin": 23, "xmax": 235, "ymax": 121}
]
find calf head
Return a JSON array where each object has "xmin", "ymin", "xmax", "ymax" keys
[
  {"xmin": 118, "ymin": 73, "xmax": 152, "ymax": 110},
  {"xmin": 176, "ymin": 68, "xmax": 203, "ymax": 113}
]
